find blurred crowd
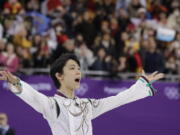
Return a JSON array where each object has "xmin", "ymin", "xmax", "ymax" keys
[{"xmin": 0, "ymin": 0, "xmax": 179, "ymax": 75}]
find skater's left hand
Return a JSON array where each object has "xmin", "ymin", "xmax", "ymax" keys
[{"xmin": 141, "ymin": 70, "xmax": 165, "ymax": 82}]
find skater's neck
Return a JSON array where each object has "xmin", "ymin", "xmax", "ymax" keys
[{"xmin": 57, "ymin": 86, "xmax": 75, "ymax": 99}]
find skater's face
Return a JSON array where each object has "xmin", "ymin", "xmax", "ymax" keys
[{"xmin": 56, "ymin": 59, "xmax": 81, "ymax": 90}]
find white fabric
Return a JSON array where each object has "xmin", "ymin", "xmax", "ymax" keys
[{"xmin": 9, "ymin": 78, "xmax": 152, "ymax": 135}]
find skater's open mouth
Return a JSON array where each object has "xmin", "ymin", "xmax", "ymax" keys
[{"xmin": 75, "ymin": 78, "xmax": 80, "ymax": 82}]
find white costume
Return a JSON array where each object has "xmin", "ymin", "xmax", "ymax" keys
[{"xmin": 9, "ymin": 77, "xmax": 154, "ymax": 135}]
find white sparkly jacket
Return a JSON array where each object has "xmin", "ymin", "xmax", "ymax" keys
[{"xmin": 10, "ymin": 77, "xmax": 155, "ymax": 135}]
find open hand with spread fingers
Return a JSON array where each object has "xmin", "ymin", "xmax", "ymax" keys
[
  {"xmin": 0, "ymin": 70, "xmax": 18, "ymax": 83},
  {"xmin": 141, "ymin": 70, "xmax": 165, "ymax": 82},
  {"xmin": 0, "ymin": 70, "xmax": 22, "ymax": 93}
]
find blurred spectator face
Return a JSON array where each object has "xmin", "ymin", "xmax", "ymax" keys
[
  {"xmin": 0, "ymin": 40, "xmax": 5, "ymax": 51},
  {"xmin": 9, "ymin": 0, "xmax": 17, "ymax": 4},
  {"xmin": 15, "ymin": 46, "xmax": 23, "ymax": 56},
  {"xmin": 71, "ymin": 12, "xmax": 77, "ymax": 19},
  {"xmin": 55, "ymin": 25, "xmax": 63, "ymax": 35},
  {"xmin": 176, "ymin": 17, "xmax": 180, "ymax": 26},
  {"xmin": 121, "ymin": 32, "xmax": 129, "ymax": 41},
  {"xmin": 169, "ymin": 56, "xmax": 176, "ymax": 63},
  {"xmin": 103, "ymin": 33, "xmax": 110, "ymax": 41},
  {"xmin": 75, "ymin": 34, "xmax": 84, "ymax": 45},
  {"xmin": 98, "ymin": 48, "xmax": 106, "ymax": 59},
  {"xmin": 4, "ymin": 19, "xmax": 12, "ymax": 30},
  {"xmin": 76, "ymin": 34, "xmax": 83, "ymax": 42},
  {"xmin": 118, "ymin": 56, "xmax": 126, "ymax": 63},
  {"xmin": 139, "ymin": 21, "xmax": 146, "ymax": 29},
  {"xmin": 104, "ymin": 0, "xmax": 113, "ymax": 5},
  {"xmin": 173, "ymin": 8, "xmax": 180, "ymax": 16},
  {"xmin": 75, "ymin": 15, "xmax": 83, "ymax": 24},
  {"xmin": 131, "ymin": 0, "xmax": 140, "ymax": 6},
  {"xmin": 79, "ymin": 43, "xmax": 88, "ymax": 56},
  {"xmin": 110, "ymin": 18, "xmax": 118, "ymax": 30},
  {"xmin": 137, "ymin": 8, "xmax": 146, "ymax": 19},
  {"xmin": 63, "ymin": 0, "xmax": 71, "ymax": 7},
  {"xmin": 7, "ymin": 43, "xmax": 15, "ymax": 54},
  {"xmin": 27, "ymin": 0, "xmax": 40, "ymax": 11},
  {"xmin": 63, "ymin": 39, "xmax": 75, "ymax": 52},
  {"xmin": 127, "ymin": 46, "xmax": 136, "ymax": 55},
  {"xmin": 0, "ymin": 113, "xmax": 8, "ymax": 126},
  {"xmin": 177, "ymin": 33, "xmax": 180, "ymax": 41},
  {"xmin": 171, "ymin": 1, "xmax": 179, "ymax": 9},
  {"xmin": 22, "ymin": 48, "xmax": 30, "ymax": 59},
  {"xmin": 34, "ymin": 35, "xmax": 41, "ymax": 45},
  {"xmin": 3, "ymin": 8, "xmax": 10, "ymax": 14},
  {"xmin": 118, "ymin": 8, "xmax": 128, "ymax": 18},
  {"xmin": 147, "ymin": 28, "xmax": 155, "ymax": 37},
  {"xmin": 175, "ymin": 48, "xmax": 180, "ymax": 59},
  {"xmin": 148, "ymin": 38, "xmax": 156, "ymax": 50},
  {"xmin": 141, "ymin": 40, "xmax": 148, "ymax": 49},
  {"xmin": 18, "ymin": 26, "xmax": 27, "ymax": 37},
  {"xmin": 159, "ymin": 12, "xmax": 167, "ymax": 21},
  {"xmin": 166, "ymin": 56, "xmax": 176, "ymax": 71},
  {"xmin": 174, "ymin": 33, "xmax": 180, "ymax": 58},
  {"xmin": 117, "ymin": 56, "xmax": 127, "ymax": 71},
  {"xmin": 83, "ymin": 11, "xmax": 90, "ymax": 21},
  {"xmin": 105, "ymin": 55, "xmax": 112, "ymax": 62},
  {"xmin": 101, "ymin": 20, "xmax": 110, "ymax": 33}
]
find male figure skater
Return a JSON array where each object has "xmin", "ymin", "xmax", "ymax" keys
[{"xmin": 0, "ymin": 53, "xmax": 164, "ymax": 135}]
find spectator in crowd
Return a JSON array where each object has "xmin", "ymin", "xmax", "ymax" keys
[
  {"xmin": 74, "ymin": 10, "xmax": 97, "ymax": 48},
  {"xmin": 13, "ymin": 26, "xmax": 32, "ymax": 48},
  {"xmin": 128, "ymin": 0, "xmax": 144, "ymax": 17},
  {"xmin": 144, "ymin": 37, "xmax": 165, "ymax": 73},
  {"xmin": 26, "ymin": 0, "xmax": 41, "ymax": 12},
  {"xmin": 117, "ymin": 55, "xmax": 127, "ymax": 72},
  {"xmin": 126, "ymin": 45, "xmax": 143, "ymax": 72},
  {"xmin": 0, "ymin": 43, "xmax": 19, "ymax": 72},
  {"xmin": 0, "ymin": 113, "xmax": 15, "ymax": 135},
  {"xmin": 91, "ymin": 47, "xmax": 107, "ymax": 71},
  {"xmin": 114, "ymin": 32, "xmax": 128, "ymax": 59},
  {"xmin": 164, "ymin": 32, "xmax": 180, "ymax": 74},
  {"xmin": 75, "ymin": 41, "xmax": 95, "ymax": 71},
  {"xmin": 0, "ymin": 40, "xmax": 6, "ymax": 53},
  {"xmin": 165, "ymin": 56, "xmax": 177, "ymax": 74},
  {"xmin": 33, "ymin": 40, "xmax": 50, "ymax": 68},
  {"xmin": 104, "ymin": 54, "xmax": 117, "ymax": 74},
  {"xmin": 19, "ymin": 48, "xmax": 33, "ymax": 68},
  {"xmin": 96, "ymin": 32, "xmax": 115, "ymax": 55},
  {"xmin": 3, "ymin": 0, "xmax": 22, "ymax": 15}
]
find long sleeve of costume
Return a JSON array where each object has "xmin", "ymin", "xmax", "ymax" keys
[
  {"xmin": 90, "ymin": 77, "xmax": 155, "ymax": 119},
  {"xmin": 9, "ymin": 80, "xmax": 57, "ymax": 121}
]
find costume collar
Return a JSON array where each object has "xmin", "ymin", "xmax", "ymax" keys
[{"xmin": 56, "ymin": 91, "xmax": 76, "ymax": 99}]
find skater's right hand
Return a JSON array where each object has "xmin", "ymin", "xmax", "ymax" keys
[
  {"xmin": 0, "ymin": 70, "xmax": 22, "ymax": 94},
  {"xmin": 0, "ymin": 70, "xmax": 18, "ymax": 83}
]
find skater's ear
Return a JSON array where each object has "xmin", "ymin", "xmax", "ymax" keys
[{"xmin": 55, "ymin": 72, "xmax": 64, "ymax": 81}]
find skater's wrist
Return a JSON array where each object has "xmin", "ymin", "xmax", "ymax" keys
[
  {"xmin": 139, "ymin": 76, "xmax": 156, "ymax": 96},
  {"xmin": 9, "ymin": 77, "xmax": 23, "ymax": 95}
]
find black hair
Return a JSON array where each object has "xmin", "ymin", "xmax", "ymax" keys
[{"xmin": 50, "ymin": 53, "xmax": 80, "ymax": 88}]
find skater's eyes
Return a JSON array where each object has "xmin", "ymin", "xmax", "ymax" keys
[
  {"xmin": 69, "ymin": 65, "xmax": 75, "ymax": 70},
  {"xmin": 68, "ymin": 64, "xmax": 80, "ymax": 70},
  {"xmin": 70, "ymin": 67, "xmax": 75, "ymax": 70}
]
